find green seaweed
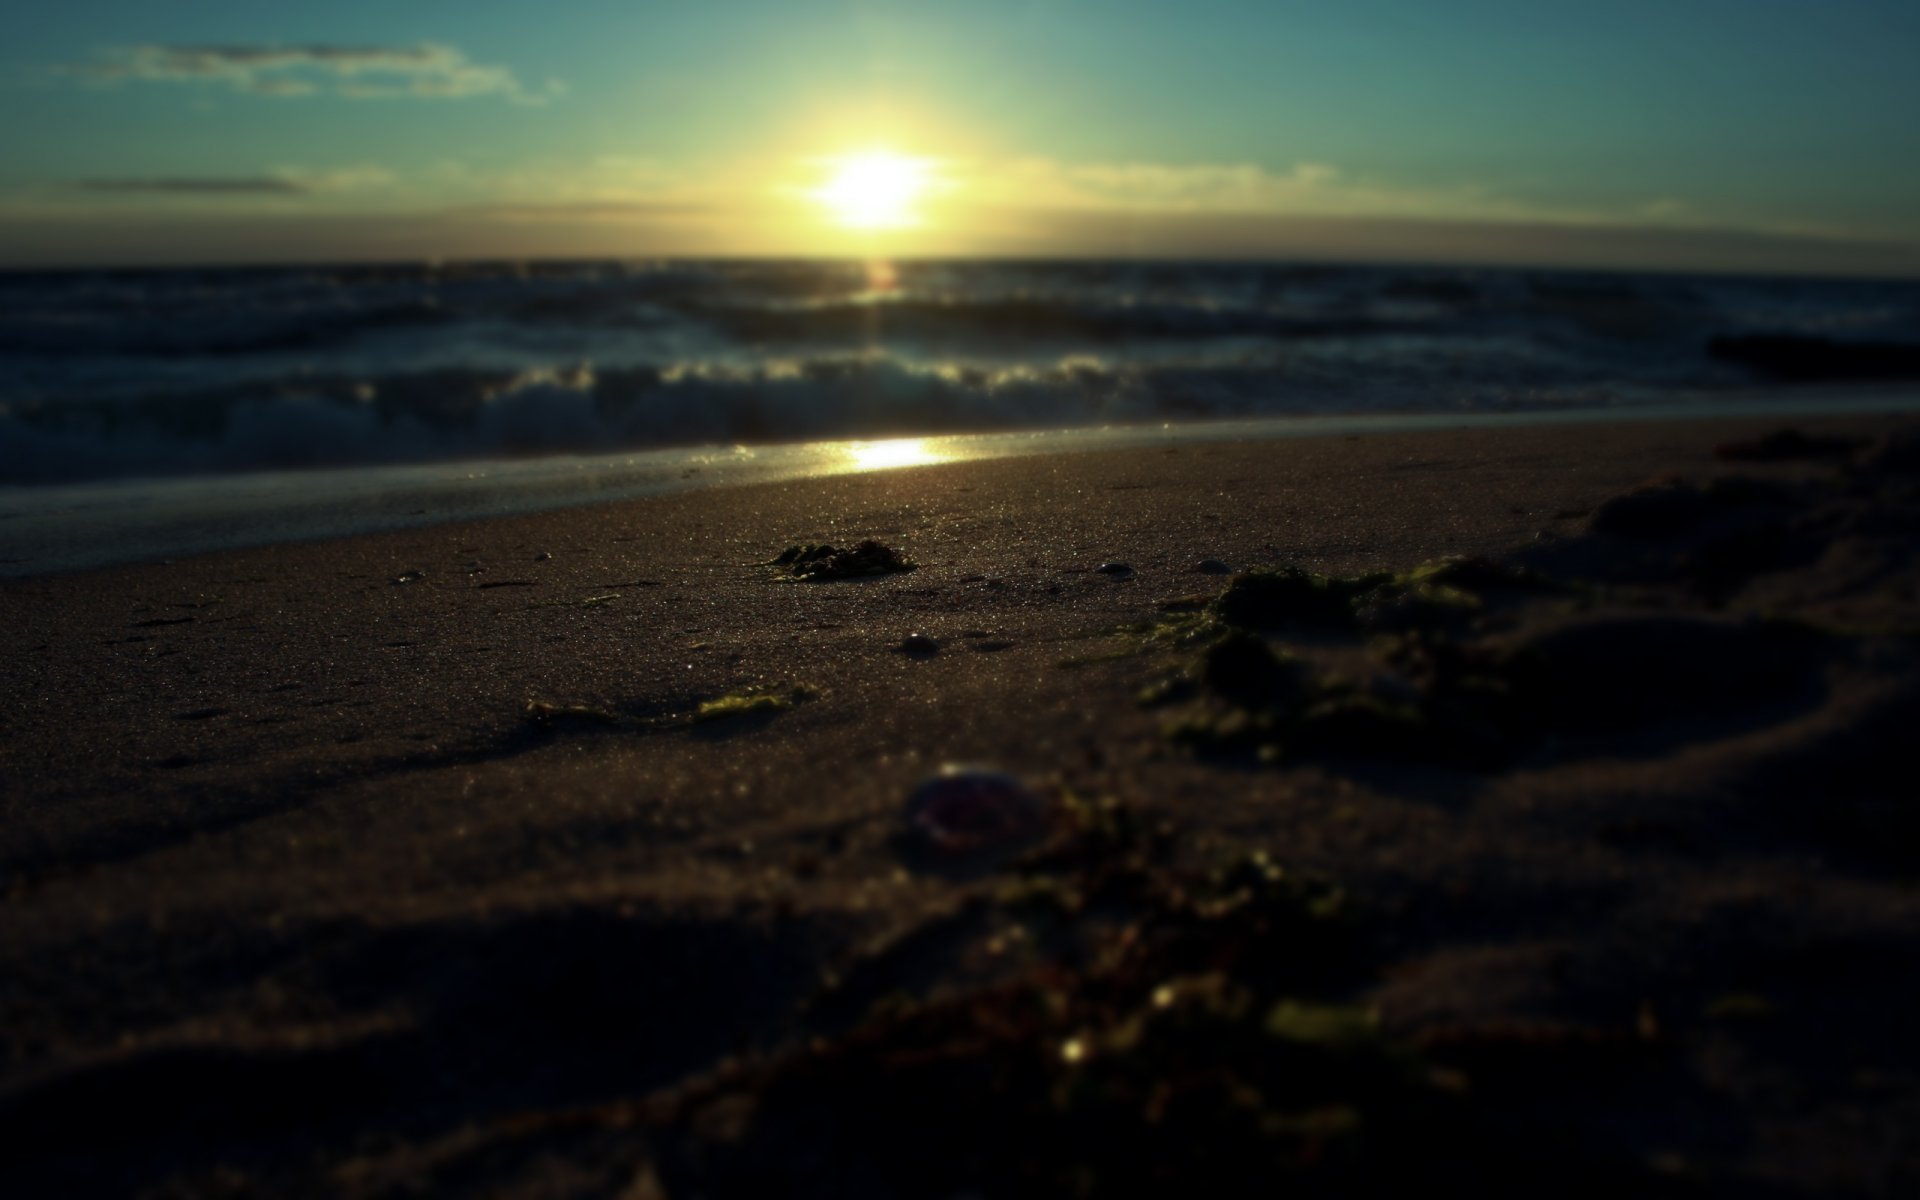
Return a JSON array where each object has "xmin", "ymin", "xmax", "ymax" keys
[
  {"xmin": 1135, "ymin": 671, "xmax": 1197, "ymax": 708},
  {"xmin": 1265, "ymin": 999, "xmax": 1384, "ymax": 1048},
  {"xmin": 693, "ymin": 684, "xmax": 817, "ymax": 723},
  {"xmin": 1396, "ymin": 555, "xmax": 1569, "ymax": 595}
]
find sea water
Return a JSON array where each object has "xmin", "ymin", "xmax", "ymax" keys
[{"xmin": 2, "ymin": 259, "xmax": 1917, "ymax": 572}]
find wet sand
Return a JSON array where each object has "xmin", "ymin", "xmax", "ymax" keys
[{"xmin": 3, "ymin": 412, "xmax": 1918, "ymax": 1195}]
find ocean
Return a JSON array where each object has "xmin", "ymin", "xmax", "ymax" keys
[{"xmin": 2, "ymin": 258, "xmax": 1917, "ymax": 572}]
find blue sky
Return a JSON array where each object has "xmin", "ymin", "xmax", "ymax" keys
[{"xmin": 4, "ymin": 0, "xmax": 1918, "ymax": 272}]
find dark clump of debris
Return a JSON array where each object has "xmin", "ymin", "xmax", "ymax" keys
[
  {"xmin": 638, "ymin": 804, "xmax": 1668, "ymax": 1199},
  {"xmin": 1210, "ymin": 565, "xmax": 1388, "ymax": 629},
  {"xmin": 1166, "ymin": 561, "xmax": 1834, "ymax": 770},
  {"xmin": 772, "ymin": 540, "xmax": 918, "ymax": 581},
  {"xmin": 1207, "ymin": 558, "xmax": 1555, "ymax": 635},
  {"xmin": 1138, "ymin": 433, "xmax": 1920, "ymax": 769}
]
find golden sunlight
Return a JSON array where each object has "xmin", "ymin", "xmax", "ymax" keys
[
  {"xmin": 845, "ymin": 437, "xmax": 944, "ymax": 471},
  {"xmin": 814, "ymin": 151, "xmax": 933, "ymax": 230}
]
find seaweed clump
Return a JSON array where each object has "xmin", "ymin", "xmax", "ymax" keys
[
  {"xmin": 772, "ymin": 540, "xmax": 917, "ymax": 581},
  {"xmin": 1154, "ymin": 557, "xmax": 1570, "ymax": 766},
  {"xmin": 1210, "ymin": 566, "xmax": 1388, "ymax": 630},
  {"xmin": 639, "ymin": 809, "xmax": 1659, "ymax": 1198},
  {"xmin": 1207, "ymin": 558, "xmax": 1559, "ymax": 635},
  {"xmin": 1167, "ymin": 607, "xmax": 1828, "ymax": 769},
  {"xmin": 1166, "ymin": 662, "xmax": 1456, "ymax": 767},
  {"xmin": 1152, "ymin": 508, "xmax": 1846, "ymax": 767}
]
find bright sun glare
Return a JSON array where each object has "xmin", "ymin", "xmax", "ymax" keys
[
  {"xmin": 815, "ymin": 151, "xmax": 931, "ymax": 230},
  {"xmin": 846, "ymin": 438, "xmax": 944, "ymax": 471}
]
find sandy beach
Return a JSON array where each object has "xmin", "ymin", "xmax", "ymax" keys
[{"xmin": 4, "ymin": 411, "xmax": 1918, "ymax": 1195}]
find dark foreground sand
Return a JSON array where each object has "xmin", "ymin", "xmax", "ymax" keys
[{"xmin": 3, "ymin": 413, "xmax": 1918, "ymax": 1196}]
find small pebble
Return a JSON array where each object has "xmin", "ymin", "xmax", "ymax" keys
[
  {"xmin": 1095, "ymin": 561, "xmax": 1135, "ymax": 579},
  {"xmin": 1195, "ymin": 559, "xmax": 1232, "ymax": 574},
  {"xmin": 534, "ymin": 551, "xmax": 552, "ymax": 562},
  {"xmin": 900, "ymin": 632, "xmax": 941, "ymax": 656},
  {"xmin": 391, "ymin": 570, "xmax": 427, "ymax": 585}
]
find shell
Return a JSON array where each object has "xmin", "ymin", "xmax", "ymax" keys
[{"xmin": 905, "ymin": 765, "xmax": 1045, "ymax": 853}]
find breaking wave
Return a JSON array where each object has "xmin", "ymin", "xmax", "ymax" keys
[{"xmin": 3, "ymin": 259, "xmax": 1918, "ymax": 484}]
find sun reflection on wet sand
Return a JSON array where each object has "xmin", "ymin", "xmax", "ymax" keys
[{"xmin": 844, "ymin": 437, "xmax": 947, "ymax": 471}]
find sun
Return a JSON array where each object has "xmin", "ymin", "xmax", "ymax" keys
[{"xmin": 814, "ymin": 150, "xmax": 932, "ymax": 230}]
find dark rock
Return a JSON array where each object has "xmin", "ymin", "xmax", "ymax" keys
[
  {"xmin": 1096, "ymin": 562, "xmax": 1135, "ymax": 579},
  {"xmin": 1708, "ymin": 334, "xmax": 1920, "ymax": 382},
  {"xmin": 1195, "ymin": 558, "xmax": 1233, "ymax": 574}
]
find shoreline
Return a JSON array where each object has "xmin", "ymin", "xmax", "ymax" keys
[{"xmin": 4, "ymin": 382, "xmax": 1917, "ymax": 579}]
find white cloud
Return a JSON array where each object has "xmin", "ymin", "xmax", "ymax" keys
[
  {"xmin": 278, "ymin": 165, "xmax": 397, "ymax": 193},
  {"xmin": 66, "ymin": 43, "xmax": 558, "ymax": 104},
  {"xmin": 949, "ymin": 157, "xmax": 1737, "ymax": 232}
]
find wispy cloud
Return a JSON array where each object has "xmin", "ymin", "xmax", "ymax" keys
[
  {"xmin": 77, "ymin": 177, "xmax": 309, "ymax": 195},
  {"xmin": 65, "ymin": 44, "xmax": 557, "ymax": 104},
  {"xmin": 940, "ymin": 156, "xmax": 1889, "ymax": 244},
  {"xmin": 963, "ymin": 158, "xmax": 1594, "ymax": 225},
  {"xmin": 456, "ymin": 200, "xmax": 709, "ymax": 223},
  {"xmin": 71, "ymin": 167, "xmax": 395, "ymax": 198}
]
